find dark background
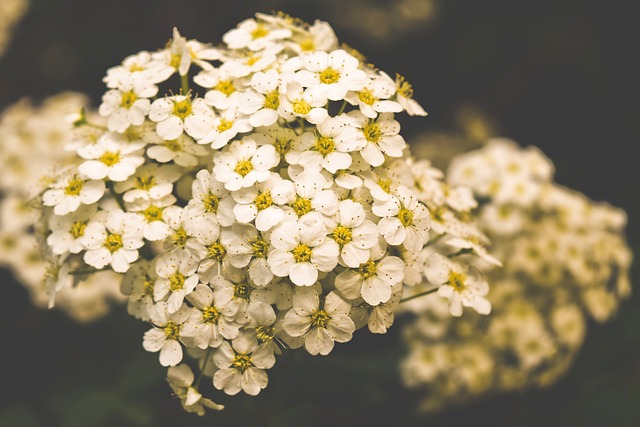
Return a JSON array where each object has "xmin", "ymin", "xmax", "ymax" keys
[{"xmin": 1, "ymin": 1, "xmax": 639, "ymax": 426}]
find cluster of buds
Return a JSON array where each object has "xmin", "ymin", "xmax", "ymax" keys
[
  {"xmin": 400, "ymin": 139, "xmax": 631, "ymax": 412},
  {"xmin": 33, "ymin": 13, "xmax": 493, "ymax": 413}
]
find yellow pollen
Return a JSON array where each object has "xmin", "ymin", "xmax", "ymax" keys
[
  {"xmin": 120, "ymin": 91, "xmax": 137, "ymax": 109},
  {"xmin": 254, "ymin": 191, "xmax": 273, "ymax": 211},
  {"xmin": 332, "ymin": 225, "xmax": 352, "ymax": 246},
  {"xmin": 202, "ymin": 306, "xmax": 220, "ymax": 324},
  {"xmin": 104, "ymin": 233, "xmax": 123, "ymax": 253},
  {"xmin": 256, "ymin": 325, "xmax": 274, "ymax": 343},
  {"xmin": 169, "ymin": 54, "xmax": 182, "ymax": 69},
  {"xmin": 231, "ymin": 353, "xmax": 253, "ymax": 372},
  {"xmin": 293, "ymin": 99, "xmax": 311, "ymax": 115},
  {"xmin": 217, "ymin": 119, "xmax": 233, "ymax": 132},
  {"xmin": 64, "ymin": 178, "xmax": 84, "ymax": 196},
  {"xmin": 203, "ymin": 193, "xmax": 219, "ymax": 213},
  {"xmin": 357, "ymin": 89, "xmax": 376, "ymax": 105},
  {"xmin": 169, "ymin": 272, "xmax": 185, "ymax": 291},
  {"xmin": 377, "ymin": 178, "xmax": 392, "ymax": 193},
  {"xmin": 143, "ymin": 205, "xmax": 163, "ymax": 222},
  {"xmin": 358, "ymin": 260, "xmax": 378, "ymax": 279},
  {"xmin": 274, "ymin": 138, "xmax": 292, "ymax": 155},
  {"xmin": 164, "ymin": 321, "xmax": 180, "ymax": 340},
  {"xmin": 291, "ymin": 196, "xmax": 312, "ymax": 217},
  {"xmin": 128, "ymin": 64, "xmax": 145, "ymax": 72},
  {"xmin": 214, "ymin": 80, "xmax": 236, "ymax": 96},
  {"xmin": 100, "ymin": 151, "xmax": 121, "ymax": 166},
  {"xmin": 396, "ymin": 74, "xmax": 414, "ymax": 98},
  {"xmin": 448, "ymin": 270, "xmax": 467, "ymax": 292},
  {"xmin": 310, "ymin": 310, "xmax": 331, "ymax": 328},
  {"xmin": 314, "ymin": 136, "xmax": 335, "ymax": 156},
  {"xmin": 143, "ymin": 277, "xmax": 154, "ymax": 296},
  {"xmin": 251, "ymin": 24, "xmax": 269, "ymax": 40},
  {"xmin": 234, "ymin": 159, "xmax": 254, "ymax": 177},
  {"xmin": 135, "ymin": 174, "xmax": 156, "ymax": 190},
  {"xmin": 208, "ymin": 242, "xmax": 226, "ymax": 261},
  {"xmin": 291, "ymin": 243, "xmax": 312, "ymax": 263},
  {"xmin": 245, "ymin": 54, "xmax": 260, "ymax": 66},
  {"xmin": 172, "ymin": 99, "xmax": 192, "ymax": 119},
  {"xmin": 264, "ymin": 90, "xmax": 280, "ymax": 110},
  {"xmin": 299, "ymin": 38, "xmax": 315, "ymax": 52},
  {"xmin": 170, "ymin": 227, "xmax": 188, "ymax": 249},
  {"xmin": 70, "ymin": 221, "xmax": 87, "ymax": 238},
  {"xmin": 398, "ymin": 208, "xmax": 414, "ymax": 227},
  {"xmin": 319, "ymin": 67, "xmax": 340, "ymax": 84},
  {"xmin": 233, "ymin": 283, "xmax": 250, "ymax": 300},
  {"xmin": 250, "ymin": 237, "xmax": 269, "ymax": 258},
  {"xmin": 363, "ymin": 122, "xmax": 381, "ymax": 143}
]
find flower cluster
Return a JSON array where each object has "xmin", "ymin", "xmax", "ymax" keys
[
  {"xmin": 0, "ymin": 93, "xmax": 126, "ymax": 322},
  {"xmin": 34, "ymin": 13, "xmax": 493, "ymax": 412},
  {"xmin": 399, "ymin": 139, "xmax": 632, "ymax": 412}
]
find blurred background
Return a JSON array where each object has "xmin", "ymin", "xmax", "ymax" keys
[{"xmin": 1, "ymin": 0, "xmax": 639, "ymax": 426}]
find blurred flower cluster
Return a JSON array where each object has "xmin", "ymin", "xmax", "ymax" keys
[
  {"xmin": 13, "ymin": 12, "xmax": 496, "ymax": 414},
  {"xmin": 400, "ymin": 138, "xmax": 632, "ymax": 412},
  {"xmin": 0, "ymin": 0, "xmax": 27, "ymax": 57},
  {"xmin": 0, "ymin": 93, "xmax": 126, "ymax": 322}
]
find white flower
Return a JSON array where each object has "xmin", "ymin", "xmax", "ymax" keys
[
  {"xmin": 278, "ymin": 80, "xmax": 328, "ymax": 125},
  {"xmin": 345, "ymin": 74, "xmax": 401, "ymax": 119},
  {"xmin": 373, "ymin": 185, "xmax": 430, "ymax": 251},
  {"xmin": 223, "ymin": 18, "xmax": 292, "ymax": 52},
  {"xmin": 238, "ymin": 69, "xmax": 282, "ymax": 128},
  {"xmin": 121, "ymin": 259, "xmax": 157, "ymax": 321},
  {"xmin": 225, "ymin": 224, "xmax": 274, "ymax": 286},
  {"xmin": 213, "ymin": 137, "xmax": 279, "ymax": 191},
  {"xmin": 103, "ymin": 51, "xmax": 173, "ymax": 88},
  {"xmin": 182, "ymin": 284, "xmax": 240, "ymax": 349},
  {"xmin": 267, "ymin": 213, "xmax": 339, "ymax": 286},
  {"xmin": 81, "ymin": 210, "xmax": 145, "ymax": 273},
  {"xmin": 424, "ymin": 253, "xmax": 491, "ymax": 317},
  {"xmin": 231, "ymin": 173, "xmax": 293, "ymax": 231},
  {"xmin": 293, "ymin": 49, "xmax": 367, "ymax": 103},
  {"xmin": 143, "ymin": 301, "xmax": 190, "ymax": 367},
  {"xmin": 42, "ymin": 173, "xmax": 105, "ymax": 216},
  {"xmin": 99, "ymin": 74, "xmax": 157, "ymax": 132},
  {"xmin": 195, "ymin": 67, "xmax": 243, "ymax": 111},
  {"xmin": 198, "ymin": 106, "xmax": 252, "ymax": 149},
  {"xmin": 167, "ymin": 364, "xmax": 224, "ymax": 415},
  {"xmin": 47, "ymin": 204, "xmax": 98, "ymax": 255},
  {"xmin": 77, "ymin": 133, "xmax": 145, "ymax": 182},
  {"xmin": 282, "ymin": 288, "xmax": 355, "ymax": 355},
  {"xmin": 350, "ymin": 282, "xmax": 403, "ymax": 334},
  {"xmin": 127, "ymin": 195, "xmax": 176, "ymax": 241},
  {"xmin": 213, "ymin": 333, "xmax": 276, "ymax": 396},
  {"xmin": 185, "ymin": 217, "xmax": 233, "ymax": 283},
  {"xmin": 282, "ymin": 171, "xmax": 338, "ymax": 219},
  {"xmin": 334, "ymin": 244, "xmax": 404, "ymax": 306},
  {"xmin": 149, "ymin": 95, "xmax": 214, "ymax": 140},
  {"xmin": 154, "ymin": 250, "xmax": 200, "ymax": 313},
  {"xmin": 382, "ymin": 72, "xmax": 427, "ymax": 116},
  {"xmin": 327, "ymin": 199, "xmax": 378, "ymax": 268},
  {"xmin": 185, "ymin": 169, "xmax": 235, "ymax": 227},
  {"xmin": 347, "ymin": 111, "xmax": 406, "ymax": 167},
  {"xmin": 146, "ymin": 134, "xmax": 208, "ymax": 167},
  {"xmin": 114, "ymin": 164, "xmax": 182, "ymax": 203}
]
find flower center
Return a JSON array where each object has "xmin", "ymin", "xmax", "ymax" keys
[
  {"xmin": 135, "ymin": 174, "xmax": 156, "ymax": 190},
  {"xmin": 398, "ymin": 208, "xmax": 414, "ymax": 227},
  {"xmin": 234, "ymin": 159, "xmax": 254, "ymax": 177},
  {"xmin": 264, "ymin": 90, "xmax": 280, "ymax": 110},
  {"xmin": 250, "ymin": 237, "xmax": 269, "ymax": 258},
  {"xmin": 64, "ymin": 178, "xmax": 84, "ymax": 196},
  {"xmin": 164, "ymin": 139, "xmax": 183, "ymax": 152},
  {"xmin": 299, "ymin": 38, "xmax": 315, "ymax": 52},
  {"xmin": 169, "ymin": 227, "xmax": 188, "ymax": 249},
  {"xmin": 233, "ymin": 283, "xmax": 251, "ymax": 300},
  {"xmin": 358, "ymin": 260, "xmax": 378, "ymax": 279},
  {"xmin": 170, "ymin": 54, "xmax": 182, "ymax": 69},
  {"xmin": 332, "ymin": 225, "xmax": 352, "ymax": 246},
  {"xmin": 448, "ymin": 270, "xmax": 467, "ymax": 292},
  {"xmin": 396, "ymin": 74, "xmax": 414, "ymax": 98},
  {"xmin": 377, "ymin": 178, "xmax": 392, "ymax": 193},
  {"xmin": 363, "ymin": 122, "xmax": 381, "ymax": 143},
  {"xmin": 274, "ymin": 137, "xmax": 292, "ymax": 155},
  {"xmin": 291, "ymin": 196, "xmax": 312, "ymax": 217},
  {"xmin": 143, "ymin": 276, "xmax": 154, "ymax": 296},
  {"xmin": 231, "ymin": 353, "xmax": 253, "ymax": 373},
  {"xmin": 169, "ymin": 272, "xmax": 185, "ymax": 291},
  {"xmin": 203, "ymin": 193, "xmax": 219, "ymax": 213},
  {"xmin": 319, "ymin": 67, "xmax": 340, "ymax": 84},
  {"xmin": 256, "ymin": 325, "xmax": 274, "ymax": 343},
  {"xmin": 314, "ymin": 136, "xmax": 335, "ymax": 156},
  {"xmin": 143, "ymin": 205, "xmax": 163, "ymax": 222},
  {"xmin": 214, "ymin": 80, "xmax": 236, "ymax": 96},
  {"xmin": 202, "ymin": 306, "xmax": 220, "ymax": 324},
  {"xmin": 104, "ymin": 233, "xmax": 123, "ymax": 253},
  {"xmin": 310, "ymin": 310, "xmax": 331, "ymax": 328},
  {"xmin": 164, "ymin": 321, "xmax": 180, "ymax": 340},
  {"xmin": 172, "ymin": 99, "xmax": 192, "ymax": 119},
  {"xmin": 357, "ymin": 89, "xmax": 377, "ymax": 106},
  {"xmin": 208, "ymin": 242, "xmax": 227, "ymax": 261},
  {"xmin": 291, "ymin": 243, "xmax": 313, "ymax": 263},
  {"xmin": 217, "ymin": 119, "xmax": 233, "ymax": 132},
  {"xmin": 100, "ymin": 151, "xmax": 121, "ymax": 166},
  {"xmin": 70, "ymin": 221, "xmax": 87, "ymax": 238},
  {"xmin": 251, "ymin": 24, "xmax": 269, "ymax": 40},
  {"xmin": 293, "ymin": 99, "xmax": 311, "ymax": 115},
  {"xmin": 120, "ymin": 91, "xmax": 137, "ymax": 109},
  {"xmin": 254, "ymin": 190, "xmax": 273, "ymax": 210}
]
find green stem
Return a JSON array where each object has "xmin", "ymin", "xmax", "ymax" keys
[
  {"xmin": 298, "ymin": 117, "xmax": 306, "ymax": 133},
  {"xmin": 195, "ymin": 348, "xmax": 213, "ymax": 388},
  {"xmin": 399, "ymin": 287, "xmax": 439, "ymax": 303},
  {"xmin": 181, "ymin": 74, "xmax": 189, "ymax": 95},
  {"xmin": 336, "ymin": 100, "xmax": 348, "ymax": 116}
]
